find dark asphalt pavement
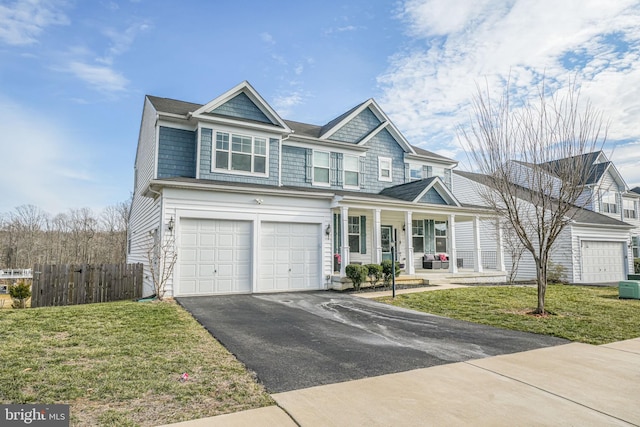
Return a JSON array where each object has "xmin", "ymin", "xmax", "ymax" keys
[{"xmin": 177, "ymin": 292, "xmax": 567, "ymax": 393}]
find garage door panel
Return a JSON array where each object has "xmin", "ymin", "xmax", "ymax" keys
[
  {"xmin": 259, "ymin": 222, "xmax": 322, "ymax": 292},
  {"xmin": 581, "ymin": 241, "xmax": 625, "ymax": 283},
  {"xmin": 178, "ymin": 218, "xmax": 252, "ymax": 295}
]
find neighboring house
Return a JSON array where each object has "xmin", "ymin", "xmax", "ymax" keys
[
  {"xmin": 128, "ymin": 81, "xmax": 504, "ymax": 297},
  {"xmin": 453, "ymin": 151, "xmax": 638, "ymax": 283}
]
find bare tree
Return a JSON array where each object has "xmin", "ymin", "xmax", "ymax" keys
[
  {"xmin": 144, "ymin": 229, "xmax": 177, "ymax": 300},
  {"xmin": 460, "ymin": 77, "xmax": 607, "ymax": 314},
  {"xmin": 503, "ymin": 225, "xmax": 525, "ymax": 284}
]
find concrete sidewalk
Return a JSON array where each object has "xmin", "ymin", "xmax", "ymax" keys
[{"xmin": 160, "ymin": 338, "xmax": 640, "ymax": 426}]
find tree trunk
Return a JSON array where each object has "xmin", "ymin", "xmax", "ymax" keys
[{"xmin": 535, "ymin": 257, "xmax": 548, "ymax": 314}]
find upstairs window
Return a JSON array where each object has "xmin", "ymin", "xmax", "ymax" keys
[
  {"xmin": 313, "ymin": 151, "xmax": 330, "ymax": 185},
  {"xmin": 624, "ymin": 199, "xmax": 637, "ymax": 219},
  {"xmin": 214, "ymin": 132, "xmax": 267, "ymax": 174},
  {"xmin": 379, "ymin": 157, "xmax": 392, "ymax": 182},
  {"xmin": 410, "ymin": 166, "xmax": 422, "ymax": 181},
  {"xmin": 601, "ymin": 191, "xmax": 618, "ymax": 214},
  {"xmin": 344, "ymin": 155, "xmax": 360, "ymax": 188}
]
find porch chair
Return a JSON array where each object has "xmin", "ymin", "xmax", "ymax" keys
[{"xmin": 422, "ymin": 254, "xmax": 441, "ymax": 269}]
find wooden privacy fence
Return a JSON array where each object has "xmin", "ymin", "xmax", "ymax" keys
[{"xmin": 31, "ymin": 263, "xmax": 144, "ymax": 307}]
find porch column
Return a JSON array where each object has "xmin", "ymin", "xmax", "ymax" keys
[
  {"xmin": 405, "ymin": 211, "xmax": 415, "ymax": 274},
  {"xmin": 496, "ymin": 219, "xmax": 506, "ymax": 271},
  {"xmin": 473, "ymin": 216, "xmax": 483, "ymax": 272},
  {"xmin": 448, "ymin": 214, "xmax": 458, "ymax": 273},
  {"xmin": 340, "ymin": 206, "xmax": 349, "ymax": 276},
  {"xmin": 373, "ymin": 209, "xmax": 382, "ymax": 264}
]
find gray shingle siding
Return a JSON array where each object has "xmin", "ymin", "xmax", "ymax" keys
[
  {"xmin": 362, "ymin": 128, "xmax": 406, "ymax": 193},
  {"xmin": 281, "ymin": 146, "xmax": 345, "ymax": 190},
  {"xmin": 198, "ymin": 128, "xmax": 279, "ymax": 185},
  {"xmin": 157, "ymin": 127, "xmax": 196, "ymax": 179},
  {"xmin": 419, "ymin": 188, "xmax": 447, "ymax": 204},
  {"xmin": 329, "ymin": 108, "xmax": 381, "ymax": 143},
  {"xmin": 211, "ymin": 92, "xmax": 271, "ymax": 123}
]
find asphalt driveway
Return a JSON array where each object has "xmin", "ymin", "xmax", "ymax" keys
[{"xmin": 177, "ymin": 292, "xmax": 567, "ymax": 393}]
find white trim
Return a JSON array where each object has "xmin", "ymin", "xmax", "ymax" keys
[
  {"xmin": 283, "ymin": 139, "xmax": 368, "ymax": 154},
  {"xmin": 412, "ymin": 177, "xmax": 461, "ymax": 207},
  {"xmin": 154, "ymin": 122, "xmax": 160, "ymax": 179},
  {"xmin": 191, "ymin": 81, "xmax": 292, "ymax": 133},
  {"xmin": 357, "ymin": 121, "xmax": 388, "ymax": 146},
  {"xmin": 195, "ymin": 124, "xmax": 202, "ymax": 179},
  {"xmin": 378, "ymin": 156, "xmax": 393, "ymax": 182}
]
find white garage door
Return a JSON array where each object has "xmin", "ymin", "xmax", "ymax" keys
[
  {"xmin": 581, "ymin": 240, "xmax": 625, "ymax": 283},
  {"xmin": 258, "ymin": 222, "xmax": 322, "ymax": 292},
  {"xmin": 178, "ymin": 218, "xmax": 251, "ymax": 295}
]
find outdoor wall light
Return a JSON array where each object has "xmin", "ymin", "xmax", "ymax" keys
[
  {"xmin": 325, "ymin": 224, "xmax": 331, "ymax": 237},
  {"xmin": 402, "ymin": 223, "xmax": 406, "ymax": 231},
  {"xmin": 255, "ymin": 198, "xmax": 264, "ymax": 205},
  {"xmin": 167, "ymin": 217, "xmax": 174, "ymax": 232}
]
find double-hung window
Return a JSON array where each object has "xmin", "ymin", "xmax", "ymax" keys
[
  {"xmin": 313, "ymin": 151, "xmax": 330, "ymax": 185},
  {"xmin": 410, "ymin": 165, "xmax": 422, "ymax": 181},
  {"xmin": 412, "ymin": 220, "xmax": 424, "ymax": 252},
  {"xmin": 601, "ymin": 191, "xmax": 618, "ymax": 214},
  {"xmin": 344, "ymin": 155, "xmax": 359, "ymax": 188},
  {"xmin": 214, "ymin": 131, "xmax": 267, "ymax": 174},
  {"xmin": 623, "ymin": 199, "xmax": 636, "ymax": 219},
  {"xmin": 379, "ymin": 157, "xmax": 392, "ymax": 182}
]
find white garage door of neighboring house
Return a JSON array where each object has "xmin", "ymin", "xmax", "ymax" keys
[
  {"xmin": 258, "ymin": 222, "xmax": 322, "ymax": 292},
  {"xmin": 178, "ymin": 218, "xmax": 251, "ymax": 295},
  {"xmin": 581, "ymin": 240, "xmax": 625, "ymax": 283}
]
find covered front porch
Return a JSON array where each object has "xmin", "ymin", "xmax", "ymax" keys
[{"xmin": 330, "ymin": 202, "xmax": 506, "ymax": 284}]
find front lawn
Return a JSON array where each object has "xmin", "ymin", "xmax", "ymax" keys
[
  {"xmin": 0, "ymin": 301, "xmax": 273, "ymax": 426},
  {"xmin": 376, "ymin": 284, "xmax": 640, "ymax": 345}
]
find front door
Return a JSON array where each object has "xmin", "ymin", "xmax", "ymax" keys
[{"xmin": 381, "ymin": 225, "xmax": 393, "ymax": 261}]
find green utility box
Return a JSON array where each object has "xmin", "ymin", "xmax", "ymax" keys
[{"xmin": 619, "ymin": 281, "xmax": 640, "ymax": 299}]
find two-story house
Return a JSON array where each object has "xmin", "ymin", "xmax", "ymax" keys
[
  {"xmin": 128, "ymin": 81, "xmax": 504, "ymax": 297},
  {"xmin": 453, "ymin": 151, "xmax": 638, "ymax": 283}
]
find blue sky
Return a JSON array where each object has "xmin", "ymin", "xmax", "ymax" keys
[{"xmin": 1, "ymin": 0, "xmax": 640, "ymax": 214}]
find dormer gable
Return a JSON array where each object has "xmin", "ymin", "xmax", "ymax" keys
[
  {"xmin": 191, "ymin": 81, "xmax": 291, "ymax": 132},
  {"xmin": 319, "ymin": 99, "xmax": 416, "ymax": 154},
  {"xmin": 379, "ymin": 177, "xmax": 460, "ymax": 206}
]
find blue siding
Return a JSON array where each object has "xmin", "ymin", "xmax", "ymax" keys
[
  {"xmin": 329, "ymin": 108, "xmax": 381, "ymax": 143},
  {"xmin": 199, "ymin": 128, "xmax": 279, "ymax": 185},
  {"xmin": 361, "ymin": 128, "xmax": 406, "ymax": 193},
  {"xmin": 419, "ymin": 188, "xmax": 447, "ymax": 205},
  {"xmin": 157, "ymin": 127, "xmax": 196, "ymax": 179},
  {"xmin": 211, "ymin": 92, "xmax": 272, "ymax": 123}
]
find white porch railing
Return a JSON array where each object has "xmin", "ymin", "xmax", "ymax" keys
[{"xmin": 0, "ymin": 269, "xmax": 33, "ymax": 279}]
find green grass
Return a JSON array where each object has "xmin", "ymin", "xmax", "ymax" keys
[
  {"xmin": 0, "ymin": 301, "xmax": 273, "ymax": 426},
  {"xmin": 376, "ymin": 284, "xmax": 640, "ymax": 345}
]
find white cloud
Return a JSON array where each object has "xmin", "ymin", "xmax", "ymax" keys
[
  {"xmin": 98, "ymin": 22, "xmax": 151, "ymax": 66},
  {"xmin": 0, "ymin": 96, "xmax": 102, "ymax": 213},
  {"xmin": 63, "ymin": 61, "xmax": 129, "ymax": 92},
  {"xmin": 273, "ymin": 90, "xmax": 305, "ymax": 118},
  {"xmin": 0, "ymin": 0, "xmax": 69, "ymax": 45},
  {"xmin": 378, "ymin": 0, "xmax": 640, "ymax": 167},
  {"xmin": 260, "ymin": 32, "xmax": 275, "ymax": 45}
]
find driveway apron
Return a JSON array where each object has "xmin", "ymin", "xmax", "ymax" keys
[{"xmin": 177, "ymin": 292, "xmax": 566, "ymax": 393}]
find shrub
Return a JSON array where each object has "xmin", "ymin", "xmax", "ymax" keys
[
  {"xmin": 366, "ymin": 264, "xmax": 383, "ymax": 288},
  {"xmin": 381, "ymin": 260, "xmax": 401, "ymax": 285},
  {"xmin": 345, "ymin": 264, "xmax": 368, "ymax": 291},
  {"xmin": 9, "ymin": 280, "xmax": 31, "ymax": 309},
  {"xmin": 547, "ymin": 261, "xmax": 566, "ymax": 284},
  {"xmin": 635, "ymin": 258, "xmax": 640, "ymax": 274}
]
